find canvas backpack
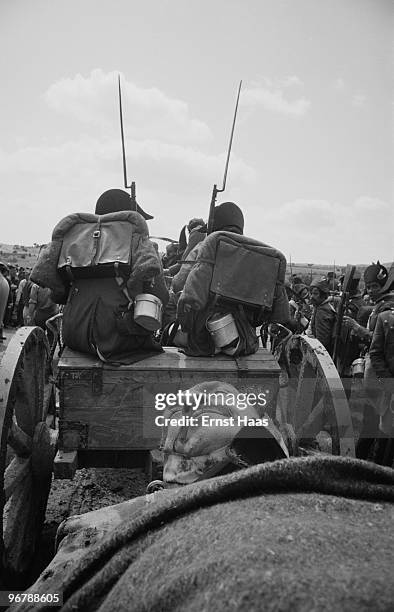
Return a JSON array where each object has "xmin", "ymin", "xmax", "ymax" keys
[
  {"xmin": 177, "ymin": 231, "xmax": 288, "ymax": 356},
  {"xmin": 29, "ymin": 210, "xmax": 168, "ymax": 361},
  {"xmin": 57, "ymin": 215, "xmax": 134, "ymax": 281}
]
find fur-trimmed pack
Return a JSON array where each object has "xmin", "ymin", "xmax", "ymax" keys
[
  {"xmin": 31, "ymin": 211, "xmax": 168, "ymax": 362},
  {"xmin": 31, "ymin": 211, "xmax": 165, "ymax": 304},
  {"xmin": 177, "ymin": 231, "xmax": 289, "ymax": 356}
]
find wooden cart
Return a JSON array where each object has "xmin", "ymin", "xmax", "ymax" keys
[{"xmin": 0, "ymin": 326, "xmax": 355, "ymax": 579}]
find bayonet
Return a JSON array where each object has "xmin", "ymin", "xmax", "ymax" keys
[
  {"xmin": 118, "ymin": 74, "xmax": 137, "ymax": 210},
  {"xmin": 150, "ymin": 236, "xmax": 178, "ymax": 243},
  {"xmin": 207, "ymin": 80, "xmax": 242, "ymax": 234}
]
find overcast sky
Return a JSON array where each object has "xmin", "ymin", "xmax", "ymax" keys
[{"xmin": 0, "ymin": 0, "xmax": 392, "ymax": 264}]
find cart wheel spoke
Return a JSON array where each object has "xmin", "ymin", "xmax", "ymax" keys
[
  {"xmin": 283, "ymin": 335, "xmax": 355, "ymax": 457},
  {"xmin": 3, "ymin": 471, "xmax": 36, "ymax": 575},
  {"xmin": 4, "ymin": 456, "xmax": 31, "ymax": 502},
  {"xmin": 7, "ymin": 421, "xmax": 33, "ymax": 456},
  {"xmin": 0, "ymin": 326, "xmax": 56, "ymax": 578}
]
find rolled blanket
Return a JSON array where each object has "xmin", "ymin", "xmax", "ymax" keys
[{"xmin": 13, "ymin": 456, "xmax": 394, "ymax": 612}]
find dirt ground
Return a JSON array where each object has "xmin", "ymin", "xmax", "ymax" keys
[{"xmin": 30, "ymin": 467, "xmax": 150, "ymax": 585}]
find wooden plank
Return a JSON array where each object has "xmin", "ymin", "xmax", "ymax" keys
[
  {"xmin": 58, "ymin": 346, "xmax": 281, "ymax": 453},
  {"xmin": 59, "ymin": 371, "xmax": 280, "ymax": 450},
  {"xmin": 58, "ymin": 347, "xmax": 281, "ymax": 373}
]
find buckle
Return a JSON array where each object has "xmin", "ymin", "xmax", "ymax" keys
[{"xmin": 93, "ymin": 230, "xmax": 101, "ymax": 238}]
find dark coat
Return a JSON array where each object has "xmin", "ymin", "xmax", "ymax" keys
[
  {"xmin": 310, "ymin": 298, "xmax": 337, "ymax": 355},
  {"xmin": 369, "ymin": 307, "xmax": 394, "ymax": 394}
]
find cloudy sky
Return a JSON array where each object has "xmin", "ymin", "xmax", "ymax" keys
[{"xmin": 0, "ymin": 0, "xmax": 392, "ymax": 264}]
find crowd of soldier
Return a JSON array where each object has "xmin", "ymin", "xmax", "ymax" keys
[
  {"xmin": 1, "ymin": 189, "xmax": 393, "ymax": 466},
  {"xmin": 0, "ymin": 261, "xmax": 58, "ymax": 343}
]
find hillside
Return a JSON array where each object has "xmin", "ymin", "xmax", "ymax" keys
[
  {"xmin": 0, "ymin": 243, "xmax": 42, "ymax": 270},
  {"xmin": 0, "ymin": 242, "xmax": 390, "ymax": 283}
]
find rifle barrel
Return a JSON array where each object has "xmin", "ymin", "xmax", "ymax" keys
[
  {"xmin": 221, "ymin": 80, "xmax": 242, "ymax": 191},
  {"xmin": 207, "ymin": 184, "xmax": 218, "ymax": 235},
  {"xmin": 118, "ymin": 75, "xmax": 129, "ymax": 190},
  {"xmin": 207, "ymin": 80, "xmax": 242, "ymax": 234}
]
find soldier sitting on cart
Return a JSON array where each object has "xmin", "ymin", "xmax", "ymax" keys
[
  {"xmin": 30, "ymin": 188, "xmax": 169, "ymax": 363},
  {"xmin": 175, "ymin": 201, "xmax": 290, "ymax": 357}
]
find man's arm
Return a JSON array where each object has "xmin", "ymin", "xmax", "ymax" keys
[{"xmin": 369, "ymin": 312, "xmax": 394, "ymax": 393}]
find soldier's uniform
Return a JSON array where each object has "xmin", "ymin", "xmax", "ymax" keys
[
  {"xmin": 355, "ymin": 263, "xmax": 394, "ymax": 464},
  {"xmin": 309, "ymin": 279, "xmax": 337, "ymax": 356}
]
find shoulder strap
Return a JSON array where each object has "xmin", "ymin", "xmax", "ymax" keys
[{"xmin": 114, "ymin": 262, "xmax": 134, "ymax": 307}]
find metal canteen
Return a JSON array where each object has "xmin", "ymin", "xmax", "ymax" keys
[{"xmin": 134, "ymin": 294, "xmax": 163, "ymax": 331}]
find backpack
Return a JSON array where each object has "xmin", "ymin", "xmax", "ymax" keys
[
  {"xmin": 57, "ymin": 215, "xmax": 133, "ymax": 281},
  {"xmin": 31, "ymin": 211, "xmax": 165, "ymax": 306},
  {"xmin": 177, "ymin": 231, "xmax": 288, "ymax": 356},
  {"xmin": 51, "ymin": 212, "xmax": 167, "ymax": 362}
]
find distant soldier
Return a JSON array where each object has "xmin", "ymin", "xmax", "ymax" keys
[
  {"xmin": 165, "ymin": 218, "xmax": 206, "ymax": 278},
  {"xmin": 368, "ymin": 301, "xmax": 394, "ymax": 465},
  {"xmin": 342, "ymin": 262, "xmax": 394, "ymax": 462},
  {"xmin": 308, "ymin": 278, "xmax": 337, "ymax": 356},
  {"xmin": 288, "ymin": 283, "xmax": 311, "ymax": 333},
  {"xmin": 162, "ymin": 243, "xmax": 179, "ymax": 270},
  {"xmin": 326, "ymin": 271, "xmax": 340, "ymax": 293},
  {"xmin": 3, "ymin": 264, "xmax": 18, "ymax": 327},
  {"xmin": 290, "ymin": 275, "xmax": 303, "ymax": 286},
  {"xmin": 342, "ymin": 262, "xmax": 394, "ymax": 346},
  {"xmin": 335, "ymin": 270, "xmax": 366, "ymax": 377},
  {"xmin": 0, "ymin": 262, "xmax": 10, "ymax": 341},
  {"xmin": 161, "ymin": 218, "xmax": 206, "ymax": 332}
]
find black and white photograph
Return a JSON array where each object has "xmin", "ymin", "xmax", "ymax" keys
[{"xmin": 0, "ymin": 0, "xmax": 393, "ymax": 610}]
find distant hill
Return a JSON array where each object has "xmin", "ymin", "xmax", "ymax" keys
[
  {"xmin": 287, "ymin": 261, "xmax": 392, "ymax": 285},
  {"xmin": 0, "ymin": 243, "xmax": 42, "ymax": 270},
  {"xmin": 0, "ymin": 242, "xmax": 390, "ymax": 284}
]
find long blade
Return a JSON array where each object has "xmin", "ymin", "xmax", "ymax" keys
[
  {"xmin": 150, "ymin": 236, "xmax": 178, "ymax": 243},
  {"xmin": 220, "ymin": 80, "xmax": 242, "ymax": 191},
  {"xmin": 118, "ymin": 74, "xmax": 128, "ymax": 189}
]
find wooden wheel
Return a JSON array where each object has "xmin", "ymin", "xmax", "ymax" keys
[
  {"xmin": 0, "ymin": 327, "xmax": 57, "ymax": 579},
  {"xmin": 277, "ymin": 334, "xmax": 355, "ymax": 457}
]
